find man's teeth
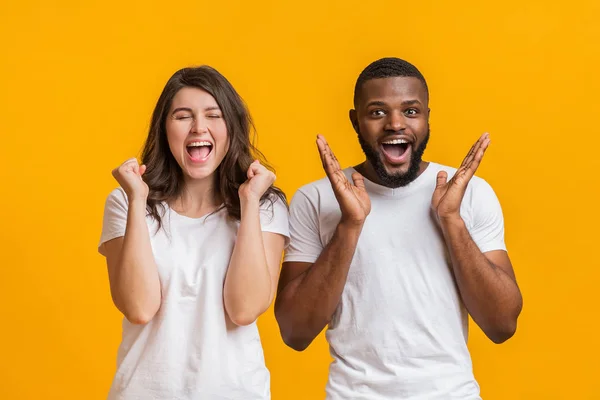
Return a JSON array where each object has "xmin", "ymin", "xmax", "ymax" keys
[
  {"xmin": 382, "ymin": 139, "xmax": 409, "ymax": 145},
  {"xmin": 187, "ymin": 141, "xmax": 212, "ymax": 147}
]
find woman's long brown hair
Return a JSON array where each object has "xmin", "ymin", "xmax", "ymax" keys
[{"xmin": 140, "ymin": 66, "xmax": 286, "ymax": 228}]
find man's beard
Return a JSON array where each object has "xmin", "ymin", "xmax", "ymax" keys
[{"xmin": 358, "ymin": 128, "xmax": 430, "ymax": 188}]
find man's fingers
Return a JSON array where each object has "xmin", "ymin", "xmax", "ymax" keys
[
  {"xmin": 316, "ymin": 136, "xmax": 328, "ymax": 164},
  {"xmin": 324, "ymin": 152, "xmax": 340, "ymax": 178},
  {"xmin": 351, "ymin": 172, "xmax": 366, "ymax": 189},
  {"xmin": 139, "ymin": 165, "xmax": 147, "ymax": 176},
  {"xmin": 460, "ymin": 138, "xmax": 480, "ymax": 168},
  {"xmin": 460, "ymin": 143, "xmax": 477, "ymax": 168},
  {"xmin": 436, "ymin": 171, "xmax": 448, "ymax": 188},
  {"xmin": 317, "ymin": 135, "xmax": 335, "ymax": 163},
  {"xmin": 460, "ymin": 133, "xmax": 488, "ymax": 168},
  {"xmin": 317, "ymin": 137, "xmax": 332, "ymax": 172},
  {"xmin": 324, "ymin": 141, "xmax": 342, "ymax": 171},
  {"xmin": 317, "ymin": 134, "xmax": 344, "ymax": 178},
  {"xmin": 465, "ymin": 137, "xmax": 490, "ymax": 175}
]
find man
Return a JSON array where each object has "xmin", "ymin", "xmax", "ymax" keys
[{"xmin": 274, "ymin": 57, "xmax": 523, "ymax": 399}]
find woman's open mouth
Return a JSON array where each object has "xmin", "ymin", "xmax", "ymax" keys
[{"xmin": 186, "ymin": 141, "xmax": 213, "ymax": 163}]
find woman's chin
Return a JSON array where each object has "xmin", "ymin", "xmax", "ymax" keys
[{"xmin": 181, "ymin": 164, "xmax": 217, "ymax": 182}]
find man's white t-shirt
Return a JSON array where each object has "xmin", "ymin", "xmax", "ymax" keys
[
  {"xmin": 99, "ymin": 188, "xmax": 289, "ymax": 400},
  {"xmin": 284, "ymin": 162, "xmax": 506, "ymax": 400}
]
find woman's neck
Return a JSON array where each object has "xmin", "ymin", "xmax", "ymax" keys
[{"xmin": 170, "ymin": 176, "xmax": 221, "ymax": 218}]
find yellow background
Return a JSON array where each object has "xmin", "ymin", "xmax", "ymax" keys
[{"xmin": 1, "ymin": 1, "xmax": 598, "ymax": 399}]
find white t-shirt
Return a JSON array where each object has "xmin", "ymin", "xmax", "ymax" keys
[
  {"xmin": 284, "ymin": 162, "xmax": 506, "ymax": 400},
  {"xmin": 99, "ymin": 188, "xmax": 289, "ymax": 400}
]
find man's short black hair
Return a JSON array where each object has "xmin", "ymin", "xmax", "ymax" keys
[{"xmin": 353, "ymin": 57, "xmax": 429, "ymax": 107}]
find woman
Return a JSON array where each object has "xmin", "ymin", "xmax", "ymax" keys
[{"xmin": 98, "ymin": 66, "xmax": 289, "ymax": 399}]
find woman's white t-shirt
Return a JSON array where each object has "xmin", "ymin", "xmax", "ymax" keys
[{"xmin": 99, "ymin": 188, "xmax": 289, "ymax": 400}]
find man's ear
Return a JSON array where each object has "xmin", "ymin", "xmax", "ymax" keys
[{"xmin": 349, "ymin": 109, "xmax": 359, "ymax": 133}]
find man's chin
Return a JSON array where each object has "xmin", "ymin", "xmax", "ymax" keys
[
  {"xmin": 382, "ymin": 162, "xmax": 411, "ymax": 177},
  {"xmin": 369, "ymin": 157, "xmax": 422, "ymax": 188}
]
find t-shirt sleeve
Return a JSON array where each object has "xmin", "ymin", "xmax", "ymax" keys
[
  {"xmin": 259, "ymin": 195, "xmax": 290, "ymax": 248},
  {"xmin": 98, "ymin": 188, "xmax": 129, "ymax": 256},
  {"xmin": 467, "ymin": 179, "xmax": 507, "ymax": 253},
  {"xmin": 283, "ymin": 189, "xmax": 323, "ymax": 264}
]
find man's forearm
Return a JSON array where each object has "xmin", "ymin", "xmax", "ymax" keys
[
  {"xmin": 440, "ymin": 216, "xmax": 522, "ymax": 343},
  {"xmin": 276, "ymin": 221, "xmax": 363, "ymax": 349}
]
